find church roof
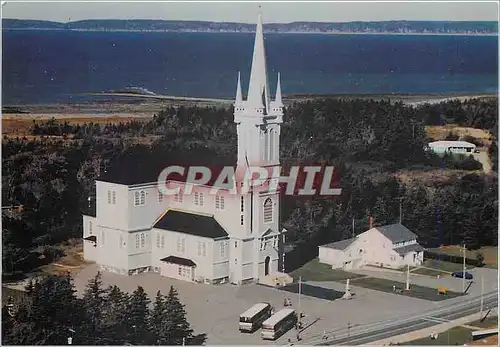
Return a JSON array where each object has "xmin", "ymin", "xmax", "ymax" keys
[
  {"xmin": 154, "ymin": 210, "xmax": 229, "ymax": 239},
  {"xmin": 97, "ymin": 151, "xmax": 236, "ymax": 188}
]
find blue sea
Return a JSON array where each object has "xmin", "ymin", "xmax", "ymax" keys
[{"xmin": 3, "ymin": 30, "xmax": 498, "ymax": 105}]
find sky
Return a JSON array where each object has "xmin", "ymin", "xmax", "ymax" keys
[{"xmin": 2, "ymin": 0, "xmax": 499, "ymax": 23}]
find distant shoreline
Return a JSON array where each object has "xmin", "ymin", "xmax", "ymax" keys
[
  {"xmin": 3, "ymin": 93, "xmax": 497, "ymax": 111},
  {"xmin": 4, "ymin": 28, "xmax": 498, "ymax": 36}
]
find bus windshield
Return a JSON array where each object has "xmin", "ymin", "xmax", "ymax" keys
[{"xmin": 239, "ymin": 317, "xmax": 250, "ymax": 323}]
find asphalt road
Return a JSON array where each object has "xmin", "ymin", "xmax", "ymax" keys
[{"xmin": 305, "ymin": 291, "xmax": 498, "ymax": 345}]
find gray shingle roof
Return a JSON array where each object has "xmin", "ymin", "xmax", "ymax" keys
[
  {"xmin": 154, "ymin": 210, "xmax": 228, "ymax": 239},
  {"xmin": 375, "ymin": 224, "xmax": 417, "ymax": 244},
  {"xmin": 321, "ymin": 237, "xmax": 356, "ymax": 250},
  {"xmin": 394, "ymin": 243, "xmax": 425, "ymax": 255}
]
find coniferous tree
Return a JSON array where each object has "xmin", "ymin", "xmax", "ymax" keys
[
  {"xmin": 101, "ymin": 285, "xmax": 129, "ymax": 344},
  {"xmin": 81, "ymin": 272, "xmax": 107, "ymax": 344},
  {"xmin": 163, "ymin": 286, "xmax": 207, "ymax": 345},
  {"xmin": 149, "ymin": 290, "xmax": 167, "ymax": 345},
  {"xmin": 125, "ymin": 286, "xmax": 151, "ymax": 345},
  {"xmin": 3, "ymin": 275, "xmax": 82, "ymax": 345}
]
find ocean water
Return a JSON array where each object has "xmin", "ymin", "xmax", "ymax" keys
[{"xmin": 2, "ymin": 30, "xmax": 498, "ymax": 105}]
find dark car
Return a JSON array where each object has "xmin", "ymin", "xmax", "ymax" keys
[{"xmin": 451, "ymin": 271, "xmax": 473, "ymax": 280}]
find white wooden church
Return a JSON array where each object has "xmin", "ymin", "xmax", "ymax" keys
[{"xmin": 82, "ymin": 14, "xmax": 288, "ymax": 285}]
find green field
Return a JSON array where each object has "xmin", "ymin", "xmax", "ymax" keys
[
  {"xmin": 428, "ymin": 246, "xmax": 498, "ymax": 269},
  {"xmin": 343, "ymin": 277, "xmax": 463, "ymax": 301},
  {"xmin": 404, "ymin": 326, "xmax": 474, "ymax": 345},
  {"xmin": 289, "ymin": 258, "xmax": 366, "ymax": 282},
  {"xmin": 468, "ymin": 315, "xmax": 499, "ymax": 329},
  {"xmin": 412, "ymin": 259, "xmax": 470, "ymax": 276}
]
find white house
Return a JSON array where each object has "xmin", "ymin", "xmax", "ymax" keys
[
  {"xmin": 82, "ymin": 14, "xmax": 287, "ymax": 285},
  {"xmin": 428, "ymin": 140, "xmax": 476, "ymax": 155},
  {"xmin": 318, "ymin": 224, "xmax": 425, "ymax": 270}
]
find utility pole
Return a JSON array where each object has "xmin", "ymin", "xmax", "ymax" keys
[
  {"xmin": 480, "ymin": 273, "xmax": 484, "ymax": 315},
  {"xmin": 182, "ymin": 337, "xmax": 185, "ymax": 346},
  {"xmin": 406, "ymin": 264, "xmax": 410, "ymax": 290},
  {"xmin": 462, "ymin": 244, "xmax": 466, "ymax": 293},
  {"xmin": 281, "ymin": 230, "xmax": 286, "ymax": 273},
  {"xmin": 352, "ymin": 218, "xmax": 355, "ymax": 238},
  {"xmin": 399, "ymin": 199, "xmax": 403, "ymax": 224},
  {"xmin": 298, "ymin": 276, "xmax": 302, "ymax": 321}
]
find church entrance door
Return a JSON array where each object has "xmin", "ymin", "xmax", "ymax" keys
[{"xmin": 264, "ymin": 256, "xmax": 270, "ymax": 276}]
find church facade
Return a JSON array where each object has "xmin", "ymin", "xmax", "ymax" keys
[{"xmin": 82, "ymin": 14, "xmax": 287, "ymax": 285}]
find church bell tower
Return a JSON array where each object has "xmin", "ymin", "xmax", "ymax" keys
[{"xmin": 232, "ymin": 13, "xmax": 284, "ymax": 283}]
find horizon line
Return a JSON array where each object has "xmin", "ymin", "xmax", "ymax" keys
[{"xmin": 4, "ymin": 18, "xmax": 498, "ymax": 24}]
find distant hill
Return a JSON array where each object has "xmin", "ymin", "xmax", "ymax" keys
[{"xmin": 3, "ymin": 18, "xmax": 498, "ymax": 34}]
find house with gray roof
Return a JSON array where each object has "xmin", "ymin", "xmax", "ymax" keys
[{"xmin": 318, "ymin": 223, "xmax": 424, "ymax": 270}]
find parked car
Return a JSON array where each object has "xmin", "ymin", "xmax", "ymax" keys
[{"xmin": 451, "ymin": 271, "xmax": 473, "ymax": 280}]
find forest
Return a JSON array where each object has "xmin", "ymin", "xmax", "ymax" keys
[
  {"xmin": 4, "ymin": 18, "xmax": 498, "ymax": 34},
  {"xmin": 2, "ymin": 272, "xmax": 206, "ymax": 345},
  {"xmin": 2, "ymin": 97, "xmax": 498, "ymax": 278}
]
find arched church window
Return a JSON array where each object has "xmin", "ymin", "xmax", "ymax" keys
[
  {"xmin": 240, "ymin": 196, "xmax": 244, "ymax": 212},
  {"xmin": 140, "ymin": 233, "xmax": 145, "ymax": 248},
  {"xmin": 140, "ymin": 191, "xmax": 146, "ymax": 205},
  {"xmin": 263, "ymin": 198, "xmax": 273, "ymax": 223},
  {"xmin": 134, "ymin": 192, "xmax": 140, "ymax": 206}
]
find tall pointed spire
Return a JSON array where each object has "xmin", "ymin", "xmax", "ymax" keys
[
  {"xmin": 247, "ymin": 12, "xmax": 270, "ymax": 113},
  {"xmin": 235, "ymin": 71, "xmax": 243, "ymax": 106},
  {"xmin": 275, "ymin": 72, "xmax": 283, "ymax": 106}
]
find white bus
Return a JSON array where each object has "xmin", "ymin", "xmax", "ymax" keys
[
  {"xmin": 239, "ymin": 302, "xmax": 273, "ymax": 333},
  {"xmin": 261, "ymin": 308, "xmax": 298, "ymax": 340}
]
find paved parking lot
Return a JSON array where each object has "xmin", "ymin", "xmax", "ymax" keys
[{"xmin": 74, "ymin": 264, "xmax": 440, "ymax": 345}]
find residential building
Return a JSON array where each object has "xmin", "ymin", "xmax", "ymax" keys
[
  {"xmin": 318, "ymin": 224, "xmax": 425, "ymax": 270},
  {"xmin": 82, "ymin": 13, "xmax": 286, "ymax": 285}
]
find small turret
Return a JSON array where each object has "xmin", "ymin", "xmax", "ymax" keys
[
  {"xmin": 235, "ymin": 71, "xmax": 243, "ymax": 107},
  {"xmin": 275, "ymin": 72, "xmax": 283, "ymax": 106}
]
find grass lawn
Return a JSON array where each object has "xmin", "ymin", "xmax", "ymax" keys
[
  {"xmin": 428, "ymin": 245, "xmax": 498, "ymax": 269},
  {"xmin": 411, "ymin": 259, "xmax": 469, "ymax": 277},
  {"xmin": 289, "ymin": 258, "xmax": 365, "ymax": 282},
  {"xmin": 343, "ymin": 277, "xmax": 463, "ymax": 301},
  {"xmin": 403, "ymin": 326, "xmax": 474, "ymax": 345},
  {"xmin": 468, "ymin": 315, "xmax": 499, "ymax": 329},
  {"xmin": 412, "ymin": 267, "xmax": 448, "ymax": 277}
]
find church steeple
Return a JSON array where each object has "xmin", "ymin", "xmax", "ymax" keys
[
  {"xmin": 246, "ymin": 13, "xmax": 270, "ymax": 113},
  {"xmin": 235, "ymin": 71, "xmax": 243, "ymax": 107}
]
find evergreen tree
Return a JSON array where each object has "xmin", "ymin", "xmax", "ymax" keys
[
  {"xmin": 4, "ymin": 275, "xmax": 82, "ymax": 345},
  {"xmin": 149, "ymin": 291, "xmax": 167, "ymax": 345},
  {"xmin": 81, "ymin": 272, "xmax": 107, "ymax": 344},
  {"xmin": 162, "ymin": 286, "xmax": 206, "ymax": 345},
  {"xmin": 125, "ymin": 286, "xmax": 151, "ymax": 345},
  {"xmin": 101, "ymin": 285, "xmax": 129, "ymax": 344}
]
